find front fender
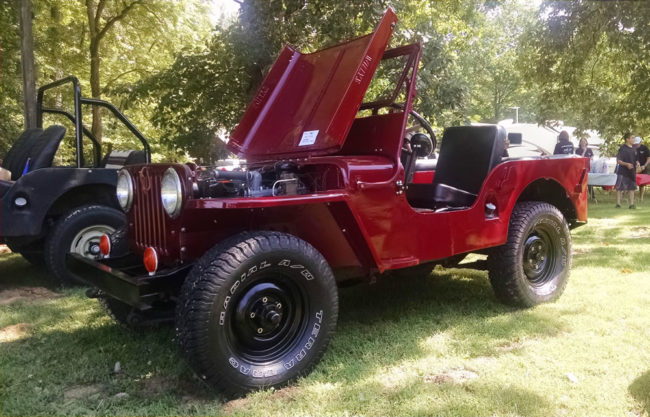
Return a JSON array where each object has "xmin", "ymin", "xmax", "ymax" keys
[{"xmin": 0, "ymin": 167, "xmax": 118, "ymax": 238}]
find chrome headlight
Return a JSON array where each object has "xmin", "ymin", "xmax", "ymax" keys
[
  {"xmin": 161, "ymin": 167, "xmax": 182, "ymax": 217},
  {"xmin": 116, "ymin": 169, "xmax": 133, "ymax": 212}
]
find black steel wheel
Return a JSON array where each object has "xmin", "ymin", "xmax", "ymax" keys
[
  {"xmin": 488, "ymin": 202, "xmax": 572, "ymax": 307},
  {"xmin": 176, "ymin": 231, "xmax": 338, "ymax": 396},
  {"xmin": 44, "ymin": 205, "xmax": 125, "ymax": 285}
]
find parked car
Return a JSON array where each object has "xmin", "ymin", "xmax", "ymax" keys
[
  {"xmin": 67, "ymin": 9, "xmax": 588, "ymax": 395},
  {"xmin": 0, "ymin": 77, "xmax": 150, "ymax": 284}
]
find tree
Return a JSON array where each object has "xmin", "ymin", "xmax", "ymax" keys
[
  {"xmin": 520, "ymin": 1, "xmax": 650, "ymax": 153},
  {"xmin": 1, "ymin": 0, "xmax": 212, "ymax": 162},
  {"xmin": 85, "ymin": 0, "xmax": 144, "ymax": 142},
  {"xmin": 0, "ymin": 1, "xmax": 24, "ymax": 155},
  {"xmin": 19, "ymin": 0, "xmax": 37, "ymax": 129},
  {"xmin": 132, "ymin": 0, "xmax": 515, "ymax": 159}
]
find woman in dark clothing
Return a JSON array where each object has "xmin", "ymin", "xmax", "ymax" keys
[
  {"xmin": 615, "ymin": 132, "xmax": 639, "ymax": 209},
  {"xmin": 576, "ymin": 138, "xmax": 595, "ymax": 199},
  {"xmin": 575, "ymin": 138, "xmax": 594, "ymax": 159},
  {"xmin": 553, "ymin": 130, "xmax": 574, "ymax": 155}
]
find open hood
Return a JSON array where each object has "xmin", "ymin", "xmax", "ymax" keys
[{"xmin": 228, "ymin": 8, "xmax": 398, "ymax": 160}]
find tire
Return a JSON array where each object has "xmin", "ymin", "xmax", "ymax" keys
[
  {"xmin": 45, "ymin": 205, "xmax": 125, "ymax": 285},
  {"xmin": 488, "ymin": 202, "xmax": 571, "ymax": 307},
  {"xmin": 176, "ymin": 231, "xmax": 339, "ymax": 396}
]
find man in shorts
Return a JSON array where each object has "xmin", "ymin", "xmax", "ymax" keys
[{"xmin": 616, "ymin": 132, "xmax": 639, "ymax": 209}]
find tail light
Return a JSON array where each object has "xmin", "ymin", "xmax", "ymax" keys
[
  {"xmin": 143, "ymin": 247, "xmax": 158, "ymax": 276},
  {"xmin": 99, "ymin": 235, "xmax": 111, "ymax": 257}
]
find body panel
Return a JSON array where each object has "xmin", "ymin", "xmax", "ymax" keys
[
  {"xmin": 0, "ymin": 167, "xmax": 118, "ymax": 238},
  {"xmin": 228, "ymin": 9, "xmax": 398, "ymax": 160},
  {"xmin": 122, "ymin": 154, "xmax": 587, "ymax": 274}
]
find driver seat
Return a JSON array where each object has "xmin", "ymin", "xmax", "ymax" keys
[
  {"xmin": 432, "ymin": 125, "xmax": 505, "ymax": 210},
  {"xmin": 2, "ymin": 126, "xmax": 67, "ymax": 180}
]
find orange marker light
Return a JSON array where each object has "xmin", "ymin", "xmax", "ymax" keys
[
  {"xmin": 143, "ymin": 247, "xmax": 158, "ymax": 275},
  {"xmin": 99, "ymin": 235, "xmax": 111, "ymax": 257}
]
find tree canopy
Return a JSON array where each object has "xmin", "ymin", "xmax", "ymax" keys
[
  {"xmin": 3, "ymin": 0, "xmax": 650, "ymax": 160},
  {"xmin": 521, "ymin": 0, "xmax": 650, "ymax": 153}
]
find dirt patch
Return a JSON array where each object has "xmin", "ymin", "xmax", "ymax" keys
[
  {"xmin": 424, "ymin": 368, "xmax": 478, "ymax": 384},
  {"xmin": 141, "ymin": 375, "xmax": 177, "ymax": 396},
  {"xmin": 630, "ymin": 226, "xmax": 650, "ymax": 239},
  {"xmin": 63, "ymin": 384, "xmax": 104, "ymax": 400},
  {"xmin": 221, "ymin": 397, "xmax": 250, "ymax": 414},
  {"xmin": 0, "ymin": 245, "xmax": 11, "ymax": 255},
  {"xmin": 0, "ymin": 323, "xmax": 32, "ymax": 343},
  {"xmin": 0, "ymin": 287, "xmax": 61, "ymax": 305},
  {"xmin": 271, "ymin": 385, "xmax": 300, "ymax": 401}
]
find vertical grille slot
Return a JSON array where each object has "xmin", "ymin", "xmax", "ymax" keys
[{"xmin": 132, "ymin": 168, "xmax": 167, "ymax": 255}]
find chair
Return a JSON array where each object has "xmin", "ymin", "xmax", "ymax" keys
[{"xmin": 432, "ymin": 125, "xmax": 505, "ymax": 210}]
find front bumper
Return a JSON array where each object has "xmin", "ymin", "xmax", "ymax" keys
[{"xmin": 66, "ymin": 253, "xmax": 191, "ymax": 309}]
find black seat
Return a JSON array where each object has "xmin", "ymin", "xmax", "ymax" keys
[
  {"xmin": 432, "ymin": 125, "xmax": 505, "ymax": 210},
  {"xmin": 2, "ymin": 125, "xmax": 66, "ymax": 180},
  {"xmin": 3, "ymin": 129, "xmax": 43, "ymax": 180}
]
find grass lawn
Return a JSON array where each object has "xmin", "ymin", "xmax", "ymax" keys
[{"xmin": 1, "ymin": 190, "xmax": 649, "ymax": 416}]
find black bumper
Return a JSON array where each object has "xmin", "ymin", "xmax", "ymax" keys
[{"xmin": 66, "ymin": 253, "xmax": 191, "ymax": 309}]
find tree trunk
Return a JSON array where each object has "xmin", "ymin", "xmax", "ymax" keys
[
  {"xmin": 19, "ymin": 0, "xmax": 37, "ymax": 129},
  {"xmin": 89, "ymin": 39, "xmax": 103, "ymax": 142}
]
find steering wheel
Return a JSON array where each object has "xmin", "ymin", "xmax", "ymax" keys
[{"xmin": 359, "ymin": 102, "xmax": 437, "ymax": 157}]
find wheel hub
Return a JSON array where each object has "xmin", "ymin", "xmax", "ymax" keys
[
  {"xmin": 70, "ymin": 225, "xmax": 115, "ymax": 259},
  {"xmin": 523, "ymin": 234, "xmax": 550, "ymax": 282},
  {"xmin": 230, "ymin": 280, "xmax": 304, "ymax": 362},
  {"xmin": 246, "ymin": 294, "xmax": 284, "ymax": 335}
]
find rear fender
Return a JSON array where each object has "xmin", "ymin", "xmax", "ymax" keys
[{"xmin": 516, "ymin": 178, "xmax": 579, "ymax": 226}]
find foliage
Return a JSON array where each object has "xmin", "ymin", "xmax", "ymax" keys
[
  {"xmin": 520, "ymin": 1, "xmax": 650, "ymax": 155},
  {"xmin": 132, "ymin": 0, "xmax": 543, "ymax": 158},
  {"xmin": 1, "ymin": 193, "xmax": 650, "ymax": 415},
  {"xmin": 0, "ymin": 1, "xmax": 24, "ymax": 157},
  {"xmin": 1, "ymin": 0, "xmax": 211, "ymax": 163}
]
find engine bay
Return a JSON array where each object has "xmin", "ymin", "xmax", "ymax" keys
[{"xmin": 193, "ymin": 161, "xmax": 341, "ymax": 198}]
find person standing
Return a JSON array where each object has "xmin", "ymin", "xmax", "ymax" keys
[
  {"xmin": 615, "ymin": 132, "xmax": 639, "ymax": 209},
  {"xmin": 575, "ymin": 138, "xmax": 594, "ymax": 159},
  {"xmin": 633, "ymin": 136, "xmax": 650, "ymax": 200},
  {"xmin": 553, "ymin": 130, "xmax": 574, "ymax": 155},
  {"xmin": 575, "ymin": 138, "xmax": 595, "ymax": 199},
  {"xmin": 634, "ymin": 136, "xmax": 649, "ymax": 174}
]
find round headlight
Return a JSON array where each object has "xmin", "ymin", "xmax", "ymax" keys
[
  {"xmin": 161, "ymin": 167, "xmax": 182, "ymax": 217},
  {"xmin": 116, "ymin": 170, "xmax": 133, "ymax": 211}
]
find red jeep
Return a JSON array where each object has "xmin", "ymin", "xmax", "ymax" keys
[{"xmin": 68, "ymin": 9, "xmax": 588, "ymax": 395}]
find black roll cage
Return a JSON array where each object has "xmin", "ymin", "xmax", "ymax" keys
[{"xmin": 36, "ymin": 76, "xmax": 151, "ymax": 168}]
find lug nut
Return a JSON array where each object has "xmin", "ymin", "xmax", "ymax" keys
[
  {"xmin": 250, "ymin": 312, "xmax": 255, "ymax": 318},
  {"xmin": 262, "ymin": 297, "xmax": 268, "ymax": 303},
  {"xmin": 257, "ymin": 328, "xmax": 263, "ymax": 334},
  {"xmin": 276, "ymin": 303, "xmax": 282, "ymax": 309}
]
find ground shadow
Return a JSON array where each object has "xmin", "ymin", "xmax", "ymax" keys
[
  {"xmin": 0, "ymin": 259, "xmax": 567, "ymax": 416},
  {"xmin": 629, "ymin": 370, "xmax": 650, "ymax": 415}
]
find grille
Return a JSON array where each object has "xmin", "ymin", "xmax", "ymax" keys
[{"xmin": 132, "ymin": 168, "xmax": 168, "ymax": 255}]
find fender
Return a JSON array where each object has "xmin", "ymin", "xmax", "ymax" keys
[{"xmin": 0, "ymin": 167, "xmax": 118, "ymax": 238}]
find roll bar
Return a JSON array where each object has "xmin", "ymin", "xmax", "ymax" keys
[{"xmin": 36, "ymin": 76, "xmax": 151, "ymax": 167}]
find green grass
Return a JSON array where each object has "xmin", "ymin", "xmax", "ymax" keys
[{"xmin": 1, "ymin": 190, "xmax": 649, "ymax": 416}]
